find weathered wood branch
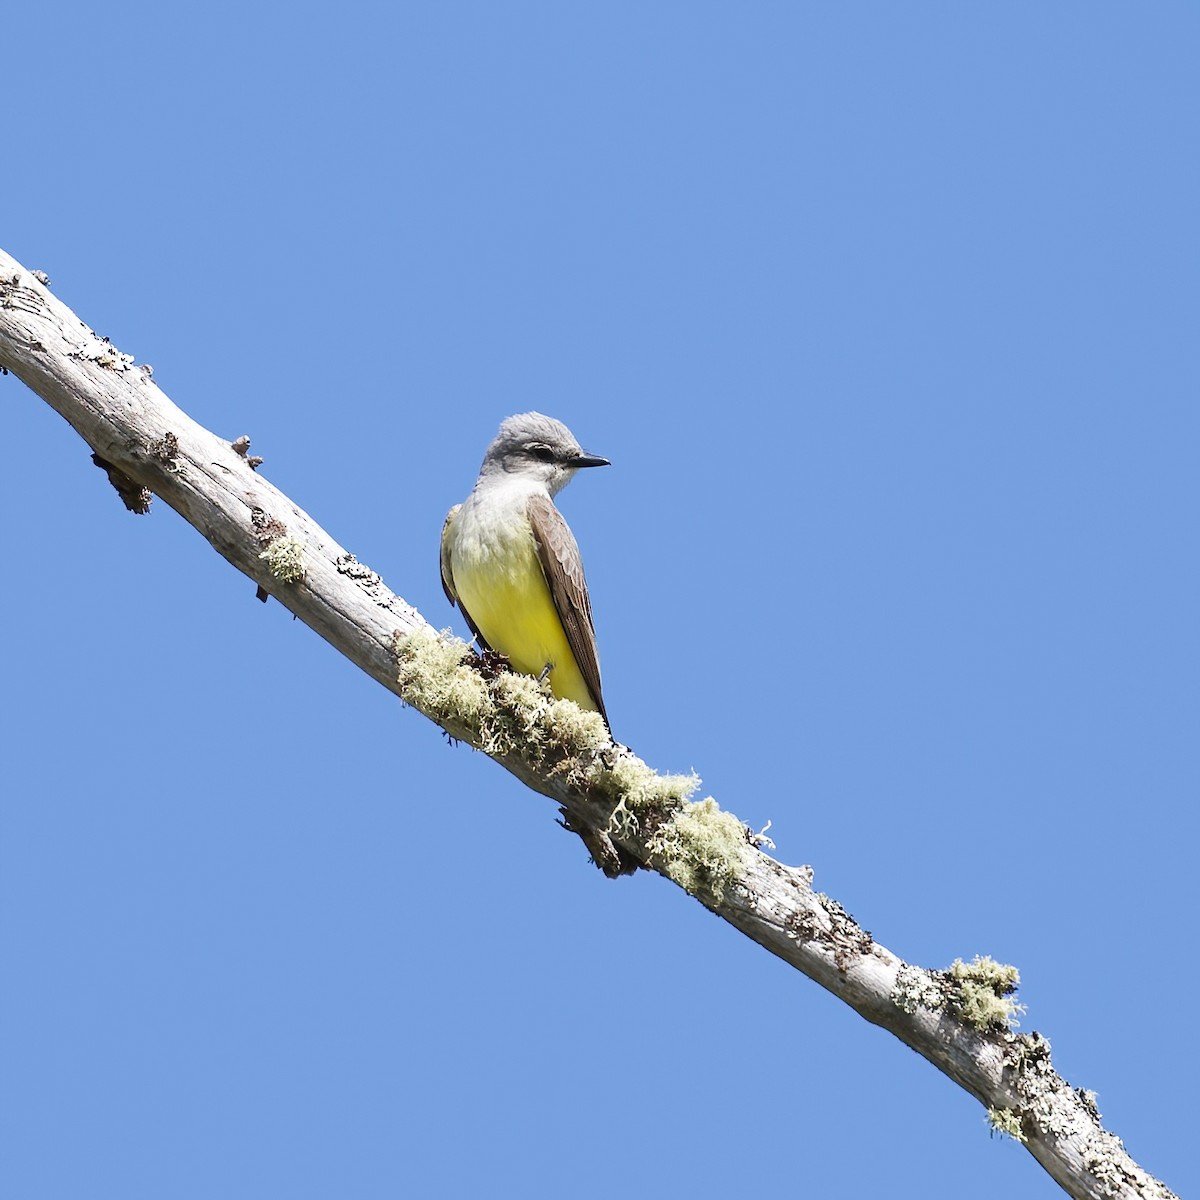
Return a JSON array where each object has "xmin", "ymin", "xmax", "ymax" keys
[{"xmin": 0, "ymin": 247, "xmax": 1175, "ymax": 1200}]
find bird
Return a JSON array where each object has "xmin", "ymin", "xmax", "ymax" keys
[{"xmin": 440, "ymin": 412, "xmax": 611, "ymax": 729}]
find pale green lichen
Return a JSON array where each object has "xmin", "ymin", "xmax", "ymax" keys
[
  {"xmin": 392, "ymin": 628, "xmax": 619, "ymax": 766},
  {"xmin": 987, "ymin": 1107, "xmax": 1027, "ymax": 1143},
  {"xmin": 259, "ymin": 533, "xmax": 306, "ymax": 583},
  {"xmin": 489, "ymin": 671, "xmax": 609, "ymax": 761},
  {"xmin": 392, "ymin": 628, "xmax": 746, "ymax": 889},
  {"xmin": 647, "ymin": 796, "xmax": 749, "ymax": 902},
  {"xmin": 394, "ymin": 628, "xmax": 490, "ymax": 735},
  {"xmin": 596, "ymin": 752, "xmax": 699, "ymax": 812},
  {"xmin": 948, "ymin": 956, "xmax": 1025, "ymax": 1031},
  {"xmin": 481, "ymin": 670, "xmax": 553, "ymax": 756},
  {"xmin": 606, "ymin": 797, "xmax": 639, "ymax": 841},
  {"xmin": 893, "ymin": 955, "xmax": 1024, "ymax": 1031},
  {"xmin": 750, "ymin": 820, "xmax": 775, "ymax": 850},
  {"xmin": 892, "ymin": 964, "xmax": 946, "ymax": 1015},
  {"xmin": 949, "ymin": 954, "xmax": 1020, "ymax": 992},
  {"xmin": 595, "ymin": 754, "xmax": 702, "ymax": 867}
]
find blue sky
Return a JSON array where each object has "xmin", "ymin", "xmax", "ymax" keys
[{"xmin": 2, "ymin": 5, "xmax": 1196, "ymax": 1197}]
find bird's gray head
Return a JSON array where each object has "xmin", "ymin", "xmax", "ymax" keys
[{"xmin": 478, "ymin": 411, "xmax": 609, "ymax": 496}]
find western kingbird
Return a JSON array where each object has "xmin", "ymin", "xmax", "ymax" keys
[{"xmin": 440, "ymin": 412, "xmax": 610, "ymax": 728}]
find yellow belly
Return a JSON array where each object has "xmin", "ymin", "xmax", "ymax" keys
[{"xmin": 453, "ymin": 532, "xmax": 598, "ymax": 712}]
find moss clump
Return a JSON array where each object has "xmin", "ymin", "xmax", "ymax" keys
[
  {"xmin": 987, "ymin": 1107, "xmax": 1027, "ymax": 1143},
  {"xmin": 393, "ymin": 628, "xmax": 744, "ymax": 888},
  {"xmin": 259, "ymin": 533, "xmax": 306, "ymax": 583},
  {"xmin": 892, "ymin": 956, "xmax": 1024, "ymax": 1031},
  {"xmin": 647, "ymin": 797, "xmax": 749, "ymax": 902},
  {"xmin": 489, "ymin": 671, "xmax": 610, "ymax": 762},
  {"xmin": 596, "ymin": 752, "xmax": 699, "ymax": 814},
  {"xmin": 393, "ymin": 628, "xmax": 615, "ymax": 763},
  {"xmin": 394, "ymin": 628, "xmax": 490, "ymax": 736},
  {"xmin": 949, "ymin": 956, "xmax": 1024, "ymax": 1031}
]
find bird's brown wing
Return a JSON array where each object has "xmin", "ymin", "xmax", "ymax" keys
[
  {"xmin": 439, "ymin": 505, "xmax": 461, "ymax": 606},
  {"xmin": 526, "ymin": 492, "xmax": 607, "ymax": 726},
  {"xmin": 440, "ymin": 504, "xmax": 491, "ymax": 650}
]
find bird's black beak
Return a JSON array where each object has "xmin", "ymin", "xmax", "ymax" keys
[{"xmin": 568, "ymin": 452, "xmax": 610, "ymax": 469}]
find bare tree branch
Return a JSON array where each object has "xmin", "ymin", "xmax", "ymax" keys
[{"xmin": 0, "ymin": 247, "xmax": 1175, "ymax": 1200}]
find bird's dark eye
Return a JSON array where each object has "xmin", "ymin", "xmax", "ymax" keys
[{"xmin": 528, "ymin": 444, "xmax": 556, "ymax": 463}]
